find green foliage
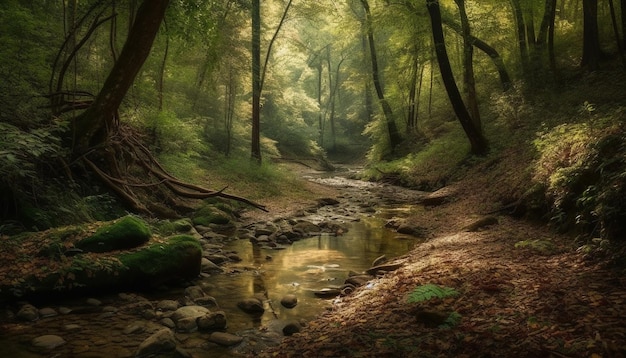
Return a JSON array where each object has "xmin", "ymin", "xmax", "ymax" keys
[
  {"xmin": 76, "ymin": 216, "xmax": 151, "ymax": 253},
  {"xmin": 441, "ymin": 311, "xmax": 463, "ymax": 329},
  {"xmin": 364, "ymin": 126, "xmax": 469, "ymax": 190},
  {"xmin": 532, "ymin": 105, "xmax": 626, "ymax": 239},
  {"xmin": 407, "ymin": 284, "xmax": 459, "ymax": 303}
]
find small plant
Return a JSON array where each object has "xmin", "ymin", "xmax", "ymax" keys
[{"xmin": 407, "ymin": 283, "xmax": 459, "ymax": 303}]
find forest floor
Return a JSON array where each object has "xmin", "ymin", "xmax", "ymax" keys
[{"xmin": 246, "ymin": 161, "xmax": 626, "ymax": 358}]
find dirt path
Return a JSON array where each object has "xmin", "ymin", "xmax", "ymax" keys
[{"xmin": 252, "ymin": 168, "xmax": 626, "ymax": 358}]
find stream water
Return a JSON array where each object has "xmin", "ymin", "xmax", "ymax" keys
[{"xmin": 0, "ymin": 176, "xmax": 427, "ymax": 357}]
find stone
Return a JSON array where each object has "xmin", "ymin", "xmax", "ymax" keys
[
  {"xmin": 396, "ymin": 224, "xmax": 425, "ymax": 236},
  {"xmin": 160, "ymin": 318, "xmax": 176, "ymax": 329},
  {"xmin": 197, "ymin": 311, "xmax": 227, "ymax": 331},
  {"xmin": 17, "ymin": 304, "xmax": 39, "ymax": 321},
  {"xmin": 184, "ymin": 286, "xmax": 206, "ymax": 300},
  {"xmin": 193, "ymin": 295, "xmax": 218, "ymax": 307},
  {"xmin": 237, "ymin": 298, "xmax": 264, "ymax": 314},
  {"xmin": 205, "ymin": 254, "xmax": 229, "ymax": 264},
  {"xmin": 76, "ymin": 215, "xmax": 151, "ymax": 253},
  {"xmin": 38, "ymin": 307, "xmax": 57, "ymax": 318},
  {"xmin": 280, "ymin": 294, "xmax": 298, "ymax": 309},
  {"xmin": 171, "ymin": 306, "xmax": 210, "ymax": 322},
  {"xmin": 31, "ymin": 335, "xmax": 66, "ymax": 350},
  {"xmin": 313, "ymin": 288, "xmax": 341, "ymax": 298},
  {"xmin": 58, "ymin": 306, "xmax": 72, "ymax": 314},
  {"xmin": 171, "ymin": 306, "xmax": 210, "ymax": 332},
  {"xmin": 64, "ymin": 324, "xmax": 81, "ymax": 331},
  {"xmin": 463, "ymin": 216, "xmax": 499, "ymax": 232},
  {"xmin": 201, "ymin": 258, "xmax": 223, "ymax": 273},
  {"xmin": 282, "ymin": 321, "xmax": 301, "ymax": 336},
  {"xmin": 208, "ymin": 332, "xmax": 243, "ymax": 346},
  {"xmin": 135, "ymin": 328, "xmax": 177, "ymax": 357},
  {"xmin": 157, "ymin": 300, "xmax": 180, "ymax": 312},
  {"xmin": 86, "ymin": 298, "xmax": 102, "ymax": 306}
]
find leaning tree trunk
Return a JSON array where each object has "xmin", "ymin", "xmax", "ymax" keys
[
  {"xmin": 74, "ymin": 0, "xmax": 169, "ymax": 154},
  {"xmin": 361, "ymin": 0, "xmax": 402, "ymax": 153},
  {"xmin": 426, "ymin": 0, "xmax": 488, "ymax": 156},
  {"xmin": 68, "ymin": 0, "xmax": 266, "ymax": 214}
]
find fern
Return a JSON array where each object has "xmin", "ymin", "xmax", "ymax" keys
[{"xmin": 407, "ymin": 284, "xmax": 459, "ymax": 303}]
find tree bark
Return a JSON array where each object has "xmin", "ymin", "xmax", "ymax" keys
[
  {"xmin": 360, "ymin": 0, "xmax": 402, "ymax": 152},
  {"xmin": 454, "ymin": 0, "xmax": 481, "ymax": 134},
  {"xmin": 74, "ymin": 0, "xmax": 169, "ymax": 154},
  {"xmin": 581, "ymin": 0, "xmax": 601, "ymax": 70},
  {"xmin": 251, "ymin": 0, "xmax": 261, "ymax": 163},
  {"xmin": 509, "ymin": 0, "xmax": 530, "ymax": 78},
  {"xmin": 426, "ymin": 0, "xmax": 488, "ymax": 155}
]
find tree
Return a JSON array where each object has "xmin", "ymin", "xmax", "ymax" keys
[
  {"xmin": 68, "ymin": 0, "xmax": 265, "ymax": 214},
  {"xmin": 251, "ymin": 0, "xmax": 261, "ymax": 163},
  {"xmin": 454, "ymin": 0, "xmax": 481, "ymax": 133},
  {"xmin": 426, "ymin": 0, "xmax": 488, "ymax": 155},
  {"xmin": 360, "ymin": 0, "xmax": 402, "ymax": 153},
  {"xmin": 581, "ymin": 0, "xmax": 601, "ymax": 70},
  {"xmin": 73, "ymin": 0, "xmax": 170, "ymax": 153},
  {"xmin": 251, "ymin": 0, "xmax": 293, "ymax": 164}
]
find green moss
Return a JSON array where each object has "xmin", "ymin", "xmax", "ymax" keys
[
  {"xmin": 76, "ymin": 215, "xmax": 151, "ymax": 253},
  {"xmin": 192, "ymin": 206, "xmax": 232, "ymax": 226},
  {"xmin": 118, "ymin": 235, "xmax": 202, "ymax": 283}
]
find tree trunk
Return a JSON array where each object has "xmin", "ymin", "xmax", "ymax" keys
[
  {"xmin": 361, "ymin": 0, "xmax": 402, "ymax": 152},
  {"xmin": 407, "ymin": 51, "xmax": 419, "ymax": 132},
  {"xmin": 74, "ymin": 0, "xmax": 169, "ymax": 154},
  {"xmin": 426, "ymin": 0, "xmax": 488, "ymax": 155},
  {"xmin": 622, "ymin": 0, "xmax": 626, "ymax": 48},
  {"xmin": 581, "ymin": 0, "xmax": 601, "ymax": 70},
  {"xmin": 251, "ymin": 0, "xmax": 262, "ymax": 163},
  {"xmin": 454, "ymin": 0, "xmax": 481, "ymax": 134},
  {"xmin": 509, "ymin": 0, "xmax": 530, "ymax": 78},
  {"xmin": 608, "ymin": 0, "xmax": 626, "ymax": 68}
]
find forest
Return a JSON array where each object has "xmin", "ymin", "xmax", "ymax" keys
[{"xmin": 1, "ymin": 0, "xmax": 626, "ymax": 357}]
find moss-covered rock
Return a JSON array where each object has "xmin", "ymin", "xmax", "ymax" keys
[
  {"xmin": 1, "ymin": 235, "xmax": 202, "ymax": 301},
  {"xmin": 192, "ymin": 206, "xmax": 232, "ymax": 226},
  {"xmin": 76, "ymin": 215, "xmax": 151, "ymax": 253},
  {"xmin": 118, "ymin": 235, "xmax": 202, "ymax": 287}
]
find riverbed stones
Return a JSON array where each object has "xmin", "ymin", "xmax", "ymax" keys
[
  {"xmin": 280, "ymin": 294, "xmax": 298, "ymax": 308},
  {"xmin": 282, "ymin": 321, "xmax": 302, "ymax": 336},
  {"xmin": 208, "ymin": 332, "xmax": 243, "ymax": 346},
  {"xmin": 157, "ymin": 300, "xmax": 180, "ymax": 312},
  {"xmin": 237, "ymin": 297, "xmax": 265, "ymax": 314},
  {"xmin": 171, "ymin": 306, "xmax": 210, "ymax": 332},
  {"xmin": 31, "ymin": 335, "xmax": 66, "ymax": 350},
  {"xmin": 135, "ymin": 328, "xmax": 177, "ymax": 357},
  {"xmin": 17, "ymin": 304, "xmax": 39, "ymax": 321},
  {"xmin": 38, "ymin": 307, "xmax": 57, "ymax": 318},
  {"xmin": 201, "ymin": 258, "xmax": 223, "ymax": 273},
  {"xmin": 197, "ymin": 311, "xmax": 227, "ymax": 331}
]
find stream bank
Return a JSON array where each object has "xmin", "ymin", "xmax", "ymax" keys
[{"xmin": 255, "ymin": 167, "xmax": 626, "ymax": 358}]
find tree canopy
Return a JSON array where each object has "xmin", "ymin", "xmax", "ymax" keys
[{"xmin": 1, "ymin": 0, "xmax": 625, "ymax": 238}]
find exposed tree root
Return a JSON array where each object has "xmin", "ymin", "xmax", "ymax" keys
[{"xmin": 81, "ymin": 124, "xmax": 267, "ymax": 217}]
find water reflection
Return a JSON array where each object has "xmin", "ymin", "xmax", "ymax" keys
[{"xmin": 205, "ymin": 215, "xmax": 421, "ymax": 333}]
